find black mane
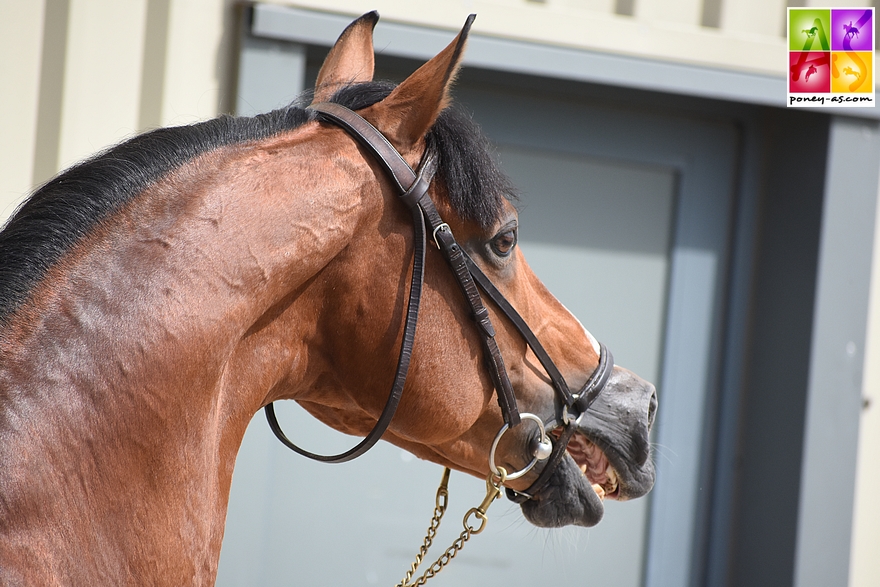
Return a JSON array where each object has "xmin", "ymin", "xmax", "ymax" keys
[{"xmin": 0, "ymin": 81, "xmax": 510, "ymax": 324}]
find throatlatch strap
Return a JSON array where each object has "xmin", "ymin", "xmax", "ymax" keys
[
  {"xmin": 263, "ymin": 104, "xmax": 435, "ymax": 463},
  {"xmin": 264, "ymin": 168, "xmax": 429, "ymax": 463},
  {"xmin": 309, "ymin": 101, "xmax": 522, "ymax": 429}
]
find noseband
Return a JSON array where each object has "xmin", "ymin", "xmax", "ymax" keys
[{"xmin": 265, "ymin": 102, "xmax": 614, "ymax": 503}]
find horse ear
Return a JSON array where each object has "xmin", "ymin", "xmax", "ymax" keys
[
  {"xmin": 367, "ymin": 14, "xmax": 475, "ymax": 155},
  {"xmin": 312, "ymin": 11, "xmax": 379, "ymax": 103}
]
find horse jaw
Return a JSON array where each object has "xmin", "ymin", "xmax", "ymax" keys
[{"xmin": 521, "ymin": 459, "xmax": 606, "ymax": 528}]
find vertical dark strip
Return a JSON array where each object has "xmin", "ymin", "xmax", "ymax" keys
[
  {"xmin": 31, "ymin": 0, "xmax": 70, "ymax": 187},
  {"xmin": 727, "ymin": 109, "xmax": 828, "ymax": 587},
  {"xmin": 139, "ymin": 0, "xmax": 171, "ymax": 130},
  {"xmin": 615, "ymin": 0, "xmax": 635, "ymax": 17},
  {"xmin": 702, "ymin": 0, "xmax": 722, "ymax": 28},
  {"xmin": 215, "ymin": 0, "xmax": 241, "ymax": 115}
]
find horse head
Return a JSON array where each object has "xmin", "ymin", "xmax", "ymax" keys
[{"xmin": 274, "ymin": 13, "xmax": 658, "ymax": 529}]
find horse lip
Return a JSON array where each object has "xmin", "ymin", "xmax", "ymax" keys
[
  {"xmin": 583, "ymin": 430, "xmax": 655, "ymax": 501},
  {"xmin": 519, "ymin": 454, "xmax": 605, "ymax": 528},
  {"xmin": 518, "ymin": 370, "xmax": 656, "ymax": 526},
  {"xmin": 548, "ymin": 418, "xmax": 654, "ymax": 501},
  {"xmin": 514, "ymin": 422, "xmax": 638, "ymax": 528}
]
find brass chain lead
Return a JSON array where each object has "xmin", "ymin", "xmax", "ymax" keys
[
  {"xmin": 397, "ymin": 468, "xmax": 451, "ymax": 587},
  {"xmin": 398, "ymin": 467, "xmax": 507, "ymax": 587}
]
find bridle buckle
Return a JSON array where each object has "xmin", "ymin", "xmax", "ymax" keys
[{"xmin": 432, "ymin": 222, "xmax": 450, "ymax": 249}]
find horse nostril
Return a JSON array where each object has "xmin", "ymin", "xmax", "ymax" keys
[
  {"xmin": 633, "ymin": 385, "xmax": 657, "ymax": 466},
  {"xmin": 646, "ymin": 386, "xmax": 658, "ymax": 431}
]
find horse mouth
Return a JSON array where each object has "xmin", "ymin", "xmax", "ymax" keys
[
  {"xmin": 519, "ymin": 369, "xmax": 655, "ymax": 528},
  {"xmin": 519, "ymin": 427, "xmax": 625, "ymax": 528},
  {"xmin": 556, "ymin": 429, "xmax": 620, "ymax": 500},
  {"xmin": 565, "ymin": 431, "xmax": 620, "ymax": 500}
]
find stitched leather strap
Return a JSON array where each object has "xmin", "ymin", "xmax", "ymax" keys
[
  {"xmin": 311, "ymin": 102, "xmax": 417, "ymax": 191},
  {"xmin": 309, "ymin": 102, "xmax": 522, "ymax": 429},
  {"xmin": 415, "ymin": 194, "xmax": 521, "ymax": 427},
  {"xmin": 263, "ymin": 105, "xmax": 434, "ymax": 463}
]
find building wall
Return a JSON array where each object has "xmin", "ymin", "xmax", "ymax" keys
[
  {"xmin": 730, "ymin": 109, "xmax": 827, "ymax": 587},
  {"xmin": 260, "ymin": 0, "xmax": 794, "ymax": 75},
  {"xmin": 850, "ymin": 156, "xmax": 880, "ymax": 587},
  {"xmin": 1, "ymin": 1, "xmax": 878, "ymax": 584},
  {"xmin": 0, "ymin": 0, "xmax": 237, "ymax": 222},
  {"xmin": 0, "ymin": 0, "xmax": 837, "ymax": 217},
  {"xmin": 0, "ymin": 1, "xmax": 45, "ymax": 219}
]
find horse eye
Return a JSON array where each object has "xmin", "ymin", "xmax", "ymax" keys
[{"xmin": 491, "ymin": 229, "xmax": 517, "ymax": 257}]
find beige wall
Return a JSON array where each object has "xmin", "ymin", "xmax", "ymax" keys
[
  {"xmin": 850, "ymin": 167, "xmax": 880, "ymax": 587},
  {"xmin": 262, "ymin": 0, "xmax": 790, "ymax": 74},
  {"xmin": 1, "ymin": 0, "xmax": 878, "ymax": 583},
  {"xmin": 0, "ymin": 0, "xmax": 236, "ymax": 225},
  {"xmin": 0, "ymin": 1, "xmax": 45, "ymax": 220},
  {"xmin": 56, "ymin": 0, "xmax": 148, "ymax": 174}
]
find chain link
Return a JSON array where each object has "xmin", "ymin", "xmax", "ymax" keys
[
  {"xmin": 397, "ymin": 468, "xmax": 451, "ymax": 587},
  {"xmin": 397, "ymin": 467, "xmax": 507, "ymax": 587}
]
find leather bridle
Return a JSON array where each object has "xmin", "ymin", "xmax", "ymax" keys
[{"xmin": 264, "ymin": 101, "xmax": 614, "ymax": 502}]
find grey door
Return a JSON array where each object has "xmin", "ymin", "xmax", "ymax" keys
[{"xmin": 219, "ymin": 19, "xmax": 738, "ymax": 586}]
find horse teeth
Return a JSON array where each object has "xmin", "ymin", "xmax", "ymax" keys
[
  {"xmin": 579, "ymin": 463, "xmax": 587, "ymax": 476},
  {"xmin": 606, "ymin": 465, "xmax": 618, "ymax": 484},
  {"xmin": 591, "ymin": 483, "xmax": 606, "ymax": 500}
]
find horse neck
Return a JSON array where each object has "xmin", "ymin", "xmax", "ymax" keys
[{"xmin": 0, "ymin": 129, "xmax": 369, "ymax": 582}]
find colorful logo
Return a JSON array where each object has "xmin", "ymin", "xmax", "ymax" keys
[{"xmin": 788, "ymin": 8, "xmax": 875, "ymax": 107}]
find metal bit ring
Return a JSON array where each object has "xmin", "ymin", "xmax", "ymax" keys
[{"xmin": 488, "ymin": 413, "xmax": 551, "ymax": 481}]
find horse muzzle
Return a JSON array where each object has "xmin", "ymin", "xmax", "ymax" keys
[{"xmin": 517, "ymin": 367, "xmax": 657, "ymax": 528}]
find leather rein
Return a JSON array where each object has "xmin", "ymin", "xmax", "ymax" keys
[{"xmin": 264, "ymin": 101, "xmax": 614, "ymax": 503}]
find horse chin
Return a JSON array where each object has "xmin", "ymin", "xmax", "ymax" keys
[{"xmin": 519, "ymin": 458, "xmax": 605, "ymax": 528}]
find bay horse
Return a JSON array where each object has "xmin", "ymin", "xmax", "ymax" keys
[{"xmin": 0, "ymin": 12, "xmax": 656, "ymax": 585}]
